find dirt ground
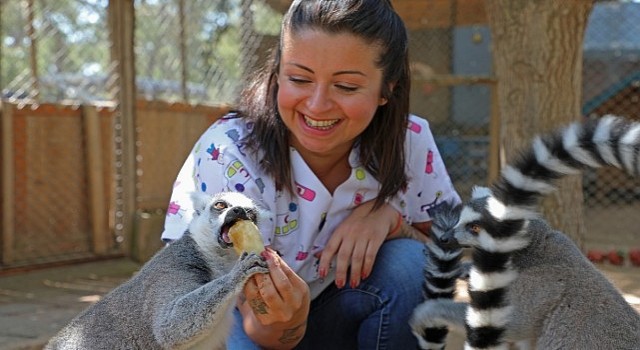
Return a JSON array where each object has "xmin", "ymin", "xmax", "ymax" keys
[{"xmin": 0, "ymin": 256, "xmax": 637, "ymax": 350}]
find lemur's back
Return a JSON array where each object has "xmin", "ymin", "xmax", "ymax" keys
[
  {"xmin": 508, "ymin": 219, "xmax": 640, "ymax": 349},
  {"xmin": 46, "ymin": 191, "xmax": 269, "ymax": 350},
  {"xmin": 46, "ymin": 237, "xmax": 212, "ymax": 349}
]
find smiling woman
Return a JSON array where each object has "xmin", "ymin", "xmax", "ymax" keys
[
  {"xmin": 277, "ymin": 30, "xmax": 387, "ymax": 173},
  {"xmin": 161, "ymin": 0, "xmax": 460, "ymax": 349}
]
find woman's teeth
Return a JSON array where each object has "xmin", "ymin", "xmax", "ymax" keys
[{"xmin": 303, "ymin": 115, "xmax": 339, "ymax": 130}]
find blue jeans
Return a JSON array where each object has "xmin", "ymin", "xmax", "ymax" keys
[{"xmin": 227, "ymin": 238, "xmax": 425, "ymax": 350}]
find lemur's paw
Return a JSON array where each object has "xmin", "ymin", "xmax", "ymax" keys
[
  {"xmin": 236, "ymin": 252, "xmax": 269, "ymax": 277},
  {"xmin": 410, "ymin": 299, "xmax": 453, "ymax": 330}
]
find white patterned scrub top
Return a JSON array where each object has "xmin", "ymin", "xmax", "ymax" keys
[{"xmin": 162, "ymin": 113, "xmax": 460, "ymax": 299}]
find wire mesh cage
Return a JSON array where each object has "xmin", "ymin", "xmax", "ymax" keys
[
  {"xmin": 1, "ymin": 0, "xmax": 114, "ymax": 104},
  {"xmin": 1, "ymin": 0, "xmax": 639, "ymax": 268},
  {"xmin": 133, "ymin": 0, "xmax": 281, "ymax": 104}
]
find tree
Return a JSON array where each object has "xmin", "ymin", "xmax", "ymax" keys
[{"xmin": 484, "ymin": 0, "xmax": 595, "ymax": 246}]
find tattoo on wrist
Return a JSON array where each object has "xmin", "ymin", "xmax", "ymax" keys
[
  {"xmin": 278, "ymin": 322, "xmax": 305, "ymax": 344},
  {"xmin": 249, "ymin": 297, "xmax": 268, "ymax": 314}
]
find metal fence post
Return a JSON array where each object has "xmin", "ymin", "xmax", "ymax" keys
[{"xmin": 108, "ymin": 0, "xmax": 137, "ymax": 256}]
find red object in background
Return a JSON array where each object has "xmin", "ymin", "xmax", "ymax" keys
[
  {"xmin": 607, "ymin": 250, "xmax": 625, "ymax": 266},
  {"xmin": 587, "ymin": 250, "xmax": 606, "ymax": 263},
  {"xmin": 629, "ymin": 249, "xmax": 640, "ymax": 267}
]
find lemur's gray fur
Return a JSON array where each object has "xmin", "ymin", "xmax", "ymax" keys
[
  {"xmin": 45, "ymin": 191, "xmax": 269, "ymax": 350},
  {"xmin": 410, "ymin": 115, "xmax": 640, "ymax": 349}
]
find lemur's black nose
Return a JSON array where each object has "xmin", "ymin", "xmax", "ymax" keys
[
  {"xmin": 227, "ymin": 206, "xmax": 249, "ymax": 221},
  {"xmin": 437, "ymin": 232, "xmax": 460, "ymax": 249},
  {"xmin": 230, "ymin": 207, "xmax": 243, "ymax": 215}
]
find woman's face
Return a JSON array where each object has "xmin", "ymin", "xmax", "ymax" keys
[{"xmin": 277, "ymin": 29, "xmax": 387, "ymax": 159}]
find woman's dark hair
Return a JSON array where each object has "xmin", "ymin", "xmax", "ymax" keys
[{"xmin": 240, "ymin": 0, "xmax": 410, "ymax": 209}]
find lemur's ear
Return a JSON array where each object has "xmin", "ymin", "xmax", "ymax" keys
[
  {"xmin": 190, "ymin": 191, "xmax": 212, "ymax": 216},
  {"xmin": 255, "ymin": 204, "xmax": 272, "ymax": 225}
]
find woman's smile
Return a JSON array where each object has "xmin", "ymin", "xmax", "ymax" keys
[{"xmin": 301, "ymin": 113, "xmax": 341, "ymax": 131}]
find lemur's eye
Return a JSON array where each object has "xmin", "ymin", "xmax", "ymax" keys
[
  {"xmin": 467, "ymin": 223, "xmax": 482, "ymax": 235},
  {"xmin": 213, "ymin": 201, "xmax": 228, "ymax": 210}
]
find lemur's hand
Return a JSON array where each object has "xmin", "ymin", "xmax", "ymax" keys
[
  {"xmin": 231, "ymin": 252, "xmax": 269, "ymax": 286},
  {"xmin": 317, "ymin": 200, "xmax": 398, "ymax": 289}
]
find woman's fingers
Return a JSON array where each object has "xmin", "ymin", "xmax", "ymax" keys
[
  {"xmin": 317, "ymin": 200, "xmax": 398, "ymax": 289},
  {"xmin": 249, "ymin": 249, "xmax": 308, "ymax": 325},
  {"xmin": 361, "ymin": 239, "xmax": 380, "ymax": 280},
  {"xmin": 317, "ymin": 236, "xmax": 340, "ymax": 280}
]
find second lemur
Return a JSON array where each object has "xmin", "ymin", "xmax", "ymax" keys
[{"xmin": 411, "ymin": 115, "xmax": 640, "ymax": 349}]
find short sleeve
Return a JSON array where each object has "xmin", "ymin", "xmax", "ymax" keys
[
  {"xmin": 393, "ymin": 114, "xmax": 460, "ymax": 223},
  {"xmin": 161, "ymin": 116, "xmax": 275, "ymax": 242}
]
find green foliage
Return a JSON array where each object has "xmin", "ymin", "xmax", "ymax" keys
[{"xmin": 0, "ymin": 0, "xmax": 283, "ymax": 103}]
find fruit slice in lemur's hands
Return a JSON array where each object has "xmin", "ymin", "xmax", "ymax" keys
[{"xmin": 228, "ymin": 220, "xmax": 265, "ymax": 255}]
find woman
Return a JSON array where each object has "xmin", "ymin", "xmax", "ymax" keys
[{"xmin": 162, "ymin": 0, "xmax": 460, "ymax": 348}]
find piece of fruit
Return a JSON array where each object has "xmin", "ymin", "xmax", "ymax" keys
[
  {"xmin": 228, "ymin": 220, "xmax": 265, "ymax": 255},
  {"xmin": 586, "ymin": 249, "xmax": 605, "ymax": 263},
  {"xmin": 607, "ymin": 250, "xmax": 624, "ymax": 266},
  {"xmin": 628, "ymin": 249, "xmax": 640, "ymax": 267}
]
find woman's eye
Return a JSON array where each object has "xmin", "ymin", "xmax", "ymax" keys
[
  {"xmin": 213, "ymin": 201, "xmax": 227, "ymax": 210},
  {"xmin": 336, "ymin": 84, "xmax": 358, "ymax": 92},
  {"xmin": 288, "ymin": 76, "xmax": 310, "ymax": 84}
]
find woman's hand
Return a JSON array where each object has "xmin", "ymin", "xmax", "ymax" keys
[
  {"xmin": 239, "ymin": 248, "xmax": 310, "ymax": 349},
  {"xmin": 317, "ymin": 200, "xmax": 399, "ymax": 289}
]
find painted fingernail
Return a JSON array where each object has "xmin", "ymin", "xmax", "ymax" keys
[
  {"xmin": 336, "ymin": 278, "xmax": 345, "ymax": 288},
  {"xmin": 318, "ymin": 267, "xmax": 326, "ymax": 278},
  {"xmin": 361, "ymin": 271, "xmax": 368, "ymax": 280},
  {"xmin": 350, "ymin": 279, "xmax": 359, "ymax": 288}
]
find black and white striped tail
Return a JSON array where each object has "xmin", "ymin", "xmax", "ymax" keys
[
  {"xmin": 493, "ymin": 115, "xmax": 640, "ymax": 221},
  {"xmin": 416, "ymin": 202, "xmax": 464, "ymax": 350},
  {"xmin": 465, "ymin": 115, "xmax": 640, "ymax": 349}
]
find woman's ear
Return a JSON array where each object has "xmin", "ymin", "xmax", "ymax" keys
[{"xmin": 379, "ymin": 82, "xmax": 396, "ymax": 106}]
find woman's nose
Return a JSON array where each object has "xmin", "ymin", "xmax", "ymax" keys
[{"xmin": 306, "ymin": 85, "xmax": 333, "ymax": 113}]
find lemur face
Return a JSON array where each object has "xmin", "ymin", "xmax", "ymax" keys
[
  {"xmin": 191, "ymin": 191, "xmax": 263, "ymax": 250},
  {"xmin": 448, "ymin": 187, "xmax": 531, "ymax": 253},
  {"xmin": 451, "ymin": 201, "xmax": 486, "ymax": 249},
  {"xmin": 428, "ymin": 201, "xmax": 463, "ymax": 249}
]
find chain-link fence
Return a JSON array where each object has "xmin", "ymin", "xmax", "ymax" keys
[
  {"xmin": 133, "ymin": 0, "xmax": 281, "ymax": 104},
  {"xmin": 1, "ymin": 0, "xmax": 639, "ymax": 268},
  {"xmin": 580, "ymin": 1, "xmax": 640, "ymax": 252},
  {"xmin": 1, "ymin": 0, "xmax": 115, "ymax": 103}
]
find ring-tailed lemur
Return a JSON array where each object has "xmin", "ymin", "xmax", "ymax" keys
[
  {"xmin": 45, "ymin": 191, "xmax": 269, "ymax": 350},
  {"xmin": 414, "ymin": 202, "xmax": 467, "ymax": 350},
  {"xmin": 410, "ymin": 115, "xmax": 640, "ymax": 349}
]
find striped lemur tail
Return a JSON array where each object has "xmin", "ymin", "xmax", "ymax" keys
[
  {"xmin": 419, "ymin": 115, "xmax": 640, "ymax": 349},
  {"xmin": 413, "ymin": 202, "xmax": 465, "ymax": 350}
]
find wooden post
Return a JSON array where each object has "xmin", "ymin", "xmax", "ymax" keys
[
  {"xmin": 2, "ymin": 103, "xmax": 15, "ymax": 264},
  {"xmin": 83, "ymin": 105, "xmax": 109, "ymax": 255},
  {"xmin": 488, "ymin": 83, "xmax": 501, "ymax": 183},
  {"xmin": 484, "ymin": 0, "xmax": 594, "ymax": 245},
  {"xmin": 178, "ymin": 0, "xmax": 188, "ymax": 101},
  {"xmin": 27, "ymin": 0, "xmax": 40, "ymax": 100},
  {"xmin": 108, "ymin": 0, "xmax": 137, "ymax": 256}
]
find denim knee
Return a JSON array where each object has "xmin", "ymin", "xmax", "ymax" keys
[
  {"xmin": 362, "ymin": 238, "xmax": 426, "ymax": 349},
  {"xmin": 298, "ymin": 238, "xmax": 426, "ymax": 350}
]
